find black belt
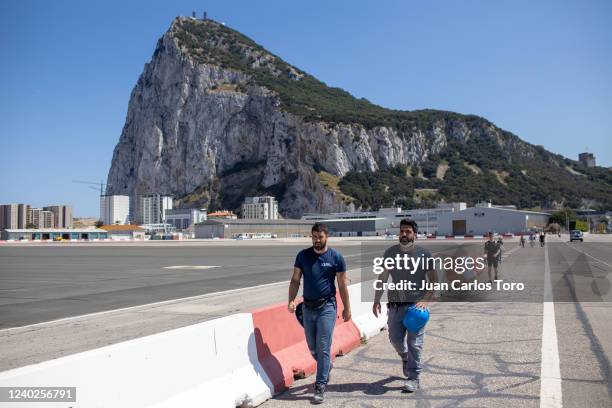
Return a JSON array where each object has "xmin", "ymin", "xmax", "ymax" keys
[
  {"xmin": 388, "ymin": 301, "xmax": 412, "ymax": 308},
  {"xmin": 303, "ymin": 295, "xmax": 334, "ymax": 309}
]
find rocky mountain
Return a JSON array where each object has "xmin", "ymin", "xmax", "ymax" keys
[{"xmin": 106, "ymin": 17, "xmax": 612, "ymax": 217}]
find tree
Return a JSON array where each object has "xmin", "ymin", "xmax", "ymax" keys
[
  {"xmin": 94, "ymin": 220, "xmax": 104, "ymax": 228},
  {"xmin": 548, "ymin": 209, "xmax": 576, "ymax": 227}
]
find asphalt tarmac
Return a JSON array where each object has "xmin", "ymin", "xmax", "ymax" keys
[{"xmin": 1, "ymin": 236, "xmax": 610, "ymax": 406}]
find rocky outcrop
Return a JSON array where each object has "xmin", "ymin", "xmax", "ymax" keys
[{"xmin": 106, "ymin": 18, "xmax": 542, "ymax": 217}]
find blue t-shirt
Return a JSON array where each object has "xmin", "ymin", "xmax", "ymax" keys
[{"xmin": 294, "ymin": 247, "xmax": 346, "ymax": 301}]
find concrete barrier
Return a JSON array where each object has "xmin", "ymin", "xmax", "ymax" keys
[
  {"xmin": 0, "ymin": 282, "xmax": 386, "ymax": 406},
  {"xmin": 347, "ymin": 281, "xmax": 387, "ymax": 340},
  {"xmin": 0, "ymin": 313, "xmax": 273, "ymax": 408},
  {"xmin": 251, "ymin": 293, "xmax": 360, "ymax": 394},
  {"xmin": 251, "ymin": 300, "xmax": 316, "ymax": 393}
]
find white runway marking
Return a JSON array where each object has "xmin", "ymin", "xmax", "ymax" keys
[
  {"xmin": 163, "ymin": 265, "xmax": 219, "ymax": 270},
  {"xmin": 540, "ymin": 243, "xmax": 563, "ymax": 407}
]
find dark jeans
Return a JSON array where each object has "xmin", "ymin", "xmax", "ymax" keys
[{"xmin": 303, "ymin": 298, "xmax": 337, "ymax": 385}]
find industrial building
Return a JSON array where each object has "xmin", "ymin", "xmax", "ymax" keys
[
  {"xmin": 317, "ymin": 217, "xmax": 387, "ymax": 237},
  {"xmin": 303, "ymin": 203, "xmax": 467, "ymax": 236},
  {"xmin": 195, "ymin": 219, "xmax": 313, "ymax": 239},
  {"xmin": 100, "ymin": 195, "xmax": 130, "ymax": 225},
  {"xmin": 303, "ymin": 202, "xmax": 549, "ymax": 236},
  {"xmin": 1, "ymin": 228, "xmax": 109, "ymax": 241},
  {"xmin": 436, "ymin": 202, "xmax": 550, "ymax": 236}
]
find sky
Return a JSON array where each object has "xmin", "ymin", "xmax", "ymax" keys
[{"xmin": 0, "ymin": 0, "xmax": 610, "ymax": 217}]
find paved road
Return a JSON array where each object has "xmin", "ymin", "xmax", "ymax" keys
[
  {"xmin": 262, "ymin": 236, "xmax": 612, "ymax": 407},
  {"xmin": 0, "ymin": 241, "xmax": 359, "ymax": 328},
  {"xmin": 0, "ymin": 240, "xmax": 462, "ymax": 329},
  {"xmin": 1, "ymin": 236, "xmax": 610, "ymax": 407}
]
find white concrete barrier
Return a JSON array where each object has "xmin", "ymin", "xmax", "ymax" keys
[
  {"xmin": 348, "ymin": 281, "xmax": 387, "ymax": 340},
  {"xmin": 0, "ymin": 314, "xmax": 273, "ymax": 408}
]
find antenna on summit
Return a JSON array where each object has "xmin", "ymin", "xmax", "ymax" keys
[{"xmin": 203, "ymin": 11, "xmax": 208, "ymax": 20}]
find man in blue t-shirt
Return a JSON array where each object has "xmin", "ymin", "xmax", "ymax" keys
[{"xmin": 288, "ymin": 222, "xmax": 351, "ymax": 404}]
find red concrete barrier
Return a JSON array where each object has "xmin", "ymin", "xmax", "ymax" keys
[{"xmin": 251, "ymin": 293, "xmax": 360, "ymax": 394}]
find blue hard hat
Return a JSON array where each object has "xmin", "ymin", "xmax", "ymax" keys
[{"xmin": 402, "ymin": 305, "xmax": 429, "ymax": 333}]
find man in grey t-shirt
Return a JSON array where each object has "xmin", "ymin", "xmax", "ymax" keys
[
  {"xmin": 381, "ymin": 243, "xmax": 432, "ymax": 303},
  {"xmin": 373, "ymin": 219, "xmax": 436, "ymax": 393}
]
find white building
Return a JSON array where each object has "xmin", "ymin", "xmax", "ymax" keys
[
  {"xmin": 241, "ymin": 196, "xmax": 279, "ymax": 220},
  {"xmin": 137, "ymin": 194, "xmax": 173, "ymax": 225},
  {"xmin": 302, "ymin": 203, "xmax": 467, "ymax": 236},
  {"xmin": 164, "ymin": 208, "xmax": 207, "ymax": 231},
  {"xmin": 100, "ymin": 195, "xmax": 130, "ymax": 225},
  {"xmin": 384, "ymin": 203, "xmax": 467, "ymax": 235},
  {"xmin": 436, "ymin": 202, "xmax": 550, "ymax": 236}
]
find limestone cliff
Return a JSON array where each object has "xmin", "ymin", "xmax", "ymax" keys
[{"xmin": 106, "ymin": 17, "xmax": 612, "ymax": 216}]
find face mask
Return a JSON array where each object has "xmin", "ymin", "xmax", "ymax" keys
[{"xmin": 399, "ymin": 238, "xmax": 415, "ymax": 250}]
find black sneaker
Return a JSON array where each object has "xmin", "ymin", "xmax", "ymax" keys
[
  {"xmin": 313, "ymin": 383, "xmax": 325, "ymax": 404},
  {"xmin": 403, "ymin": 378, "xmax": 420, "ymax": 393}
]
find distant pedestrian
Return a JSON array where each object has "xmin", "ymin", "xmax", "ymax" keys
[
  {"xmin": 496, "ymin": 237, "xmax": 504, "ymax": 264},
  {"xmin": 539, "ymin": 232, "xmax": 545, "ymax": 247},
  {"xmin": 484, "ymin": 233, "xmax": 501, "ymax": 282}
]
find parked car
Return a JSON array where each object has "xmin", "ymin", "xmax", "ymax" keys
[{"xmin": 570, "ymin": 230, "xmax": 583, "ymax": 242}]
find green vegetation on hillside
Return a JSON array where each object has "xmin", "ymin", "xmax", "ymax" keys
[
  {"xmin": 172, "ymin": 18, "xmax": 612, "ymax": 211},
  {"xmin": 174, "ymin": 18, "xmax": 486, "ymax": 129},
  {"xmin": 339, "ymin": 134, "xmax": 612, "ymax": 210}
]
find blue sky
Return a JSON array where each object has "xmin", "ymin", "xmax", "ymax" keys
[{"xmin": 0, "ymin": 0, "xmax": 610, "ymax": 217}]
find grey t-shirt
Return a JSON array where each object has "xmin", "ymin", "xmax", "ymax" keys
[{"xmin": 379, "ymin": 244, "xmax": 433, "ymax": 303}]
